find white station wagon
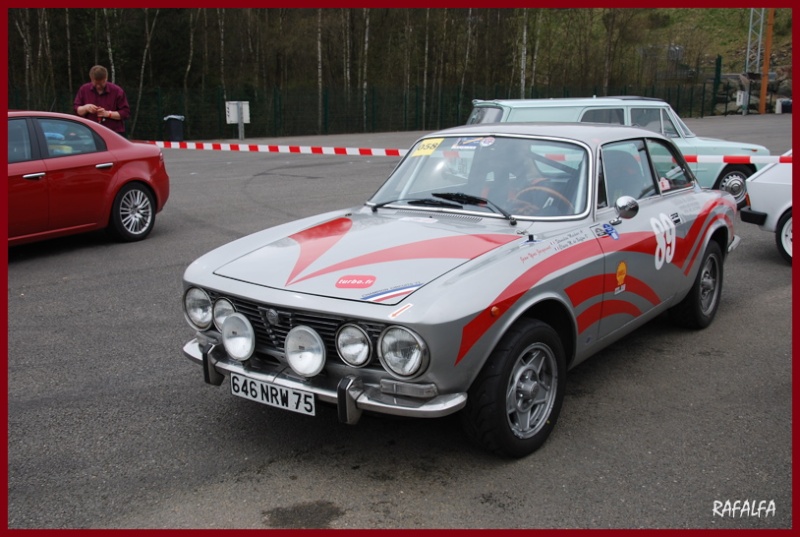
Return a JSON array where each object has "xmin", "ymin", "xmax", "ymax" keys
[{"xmin": 468, "ymin": 96, "xmax": 770, "ymax": 206}]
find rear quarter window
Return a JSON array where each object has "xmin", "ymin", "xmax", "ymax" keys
[
  {"xmin": 579, "ymin": 108, "xmax": 624, "ymax": 124},
  {"xmin": 8, "ymin": 119, "xmax": 32, "ymax": 163},
  {"xmin": 506, "ymin": 106, "xmax": 582, "ymax": 122},
  {"xmin": 467, "ymin": 107, "xmax": 504, "ymax": 124}
]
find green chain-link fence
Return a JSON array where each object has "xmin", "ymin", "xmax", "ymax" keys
[{"xmin": 9, "ymin": 78, "xmax": 756, "ymax": 142}]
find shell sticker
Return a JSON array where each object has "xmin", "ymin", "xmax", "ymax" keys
[{"xmin": 615, "ymin": 261, "xmax": 627, "ymax": 294}]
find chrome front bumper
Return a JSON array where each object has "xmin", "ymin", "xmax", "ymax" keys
[{"xmin": 182, "ymin": 338, "xmax": 467, "ymax": 424}]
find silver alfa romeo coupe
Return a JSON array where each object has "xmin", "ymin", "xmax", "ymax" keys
[{"xmin": 181, "ymin": 123, "xmax": 740, "ymax": 457}]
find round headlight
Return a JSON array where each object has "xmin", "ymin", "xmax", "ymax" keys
[
  {"xmin": 285, "ymin": 325, "xmax": 326, "ymax": 377},
  {"xmin": 336, "ymin": 324, "xmax": 372, "ymax": 367},
  {"xmin": 221, "ymin": 313, "xmax": 255, "ymax": 361},
  {"xmin": 213, "ymin": 299, "xmax": 235, "ymax": 331},
  {"xmin": 184, "ymin": 287, "xmax": 212, "ymax": 330},
  {"xmin": 378, "ymin": 326, "xmax": 427, "ymax": 378}
]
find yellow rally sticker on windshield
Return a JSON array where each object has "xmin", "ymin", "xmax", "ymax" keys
[{"xmin": 411, "ymin": 138, "xmax": 444, "ymax": 157}]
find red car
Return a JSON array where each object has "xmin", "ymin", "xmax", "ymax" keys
[{"xmin": 7, "ymin": 110, "xmax": 170, "ymax": 246}]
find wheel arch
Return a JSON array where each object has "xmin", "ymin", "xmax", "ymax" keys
[
  {"xmin": 708, "ymin": 223, "xmax": 730, "ymax": 261},
  {"xmin": 517, "ymin": 298, "xmax": 577, "ymax": 369},
  {"xmin": 114, "ymin": 179, "xmax": 158, "ymax": 208}
]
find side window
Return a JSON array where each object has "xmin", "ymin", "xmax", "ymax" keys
[
  {"xmin": 660, "ymin": 112, "xmax": 680, "ymax": 138},
  {"xmin": 601, "ymin": 140, "xmax": 658, "ymax": 204},
  {"xmin": 8, "ymin": 119, "xmax": 32, "ymax": 163},
  {"xmin": 580, "ymin": 108, "xmax": 624, "ymax": 124},
  {"xmin": 37, "ymin": 118, "xmax": 104, "ymax": 158},
  {"xmin": 507, "ymin": 107, "xmax": 581, "ymax": 122},
  {"xmin": 646, "ymin": 139, "xmax": 694, "ymax": 192},
  {"xmin": 631, "ymin": 107, "xmax": 662, "ymax": 133}
]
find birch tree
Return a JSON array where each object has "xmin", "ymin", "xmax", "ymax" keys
[
  {"xmin": 458, "ymin": 9, "xmax": 473, "ymax": 119},
  {"xmin": 131, "ymin": 8, "xmax": 159, "ymax": 137},
  {"xmin": 422, "ymin": 8, "xmax": 430, "ymax": 129},
  {"xmin": 37, "ymin": 9, "xmax": 57, "ymax": 108},
  {"xmin": 361, "ymin": 8, "xmax": 370, "ymax": 131},
  {"xmin": 183, "ymin": 10, "xmax": 201, "ymax": 118},
  {"xmin": 12, "ymin": 10, "xmax": 33, "ymax": 108},
  {"xmin": 340, "ymin": 9, "xmax": 351, "ymax": 98},
  {"xmin": 65, "ymin": 9, "xmax": 73, "ymax": 93},
  {"xmin": 520, "ymin": 9, "xmax": 528, "ymax": 98},
  {"xmin": 217, "ymin": 8, "xmax": 226, "ymax": 100},
  {"xmin": 102, "ymin": 9, "xmax": 116, "ymax": 81},
  {"xmin": 317, "ymin": 9, "xmax": 323, "ymax": 133},
  {"xmin": 531, "ymin": 10, "xmax": 541, "ymax": 93}
]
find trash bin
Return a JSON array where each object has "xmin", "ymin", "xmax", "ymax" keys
[
  {"xmin": 780, "ymin": 99, "xmax": 792, "ymax": 114},
  {"xmin": 163, "ymin": 115, "xmax": 185, "ymax": 142}
]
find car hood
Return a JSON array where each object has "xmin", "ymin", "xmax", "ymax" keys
[
  {"xmin": 686, "ymin": 136, "xmax": 770, "ymax": 154},
  {"xmin": 213, "ymin": 211, "xmax": 520, "ymax": 305}
]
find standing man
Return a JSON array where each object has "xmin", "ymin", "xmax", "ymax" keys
[{"xmin": 74, "ymin": 65, "xmax": 130, "ymax": 137}]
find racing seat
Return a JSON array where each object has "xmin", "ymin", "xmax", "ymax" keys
[{"xmin": 603, "ymin": 150, "xmax": 647, "ymax": 202}]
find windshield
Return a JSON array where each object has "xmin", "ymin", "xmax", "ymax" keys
[
  {"xmin": 670, "ymin": 109, "xmax": 696, "ymax": 138},
  {"xmin": 369, "ymin": 135, "xmax": 590, "ymax": 220}
]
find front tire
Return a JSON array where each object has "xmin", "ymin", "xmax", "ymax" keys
[
  {"xmin": 461, "ymin": 319, "xmax": 566, "ymax": 458},
  {"xmin": 108, "ymin": 183, "xmax": 156, "ymax": 242},
  {"xmin": 775, "ymin": 210, "xmax": 792, "ymax": 264},
  {"xmin": 670, "ymin": 241, "xmax": 723, "ymax": 329},
  {"xmin": 715, "ymin": 165, "xmax": 752, "ymax": 208}
]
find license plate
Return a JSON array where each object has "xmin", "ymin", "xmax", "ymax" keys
[{"xmin": 230, "ymin": 373, "xmax": 315, "ymax": 416}]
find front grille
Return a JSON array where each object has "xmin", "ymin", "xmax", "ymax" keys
[{"xmin": 208, "ymin": 292, "xmax": 386, "ymax": 366}]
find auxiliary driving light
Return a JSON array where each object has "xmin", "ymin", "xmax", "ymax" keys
[
  {"xmin": 221, "ymin": 312, "xmax": 255, "ymax": 361},
  {"xmin": 285, "ymin": 325, "xmax": 326, "ymax": 377}
]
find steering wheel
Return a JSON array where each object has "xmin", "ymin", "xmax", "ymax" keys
[{"xmin": 512, "ymin": 185, "xmax": 574, "ymax": 214}]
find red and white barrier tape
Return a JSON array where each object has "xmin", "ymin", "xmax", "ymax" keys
[
  {"xmin": 145, "ymin": 140, "xmax": 792, "ymax": 164},
  {"xmin": 146, "ymin": 140, "xmax": 407, "ymax": 157},
  {"xmin": 684, "ymin": 154, "xmax": 792, "ymax": 164}
]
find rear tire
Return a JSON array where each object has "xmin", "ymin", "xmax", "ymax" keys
[
  {"xmin": 461, "ymin": 319, "xmax": 566, "ymax": 458},
  {"xmin": 775, "ymin": 210, "xmax": 792, "ymax": 264},
  {"xmin": 108, "ymin": 183, "xmax": 156, "ymax": 242},
  {"xmin": 670, "ymin": 241, "xmax": 723, "ymax": 329}
]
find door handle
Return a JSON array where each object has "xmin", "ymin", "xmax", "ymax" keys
[
  {"xmin": 95, "ymin": 163, "xmax": 114, "ymax": 169},
  {"xmin": 22, "ymin": 172, "xmax": 46, "ymax": 180}
]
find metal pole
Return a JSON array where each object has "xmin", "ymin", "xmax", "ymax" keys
[
  {"xmin": 237, "ymin": 101, "xmax": 244, "ymax": 141},
  {"xmin": 743, "ymin": 8, "xmax": 765, "ymax": 115},
  {"xmin": 759, "ymin": 9, "xmax": 775, "ymax": 114}
]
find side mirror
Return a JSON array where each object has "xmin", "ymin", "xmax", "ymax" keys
[{"xmin": 614, "ymin": 195, "xmax": 639, "ymax": 220}]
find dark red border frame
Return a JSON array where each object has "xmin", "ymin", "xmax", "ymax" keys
[{"xmin": 2, "ymin": 4, "xmax": 797, "ymax": 536}]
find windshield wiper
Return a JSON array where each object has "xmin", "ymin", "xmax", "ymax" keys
[
  {"xmin": 371, "ymin": 197, "xmax": 463, "ymax": 212},
  {"xmin": 432, "ymin": 192, "xmax": 517, "ymax": 226}
]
